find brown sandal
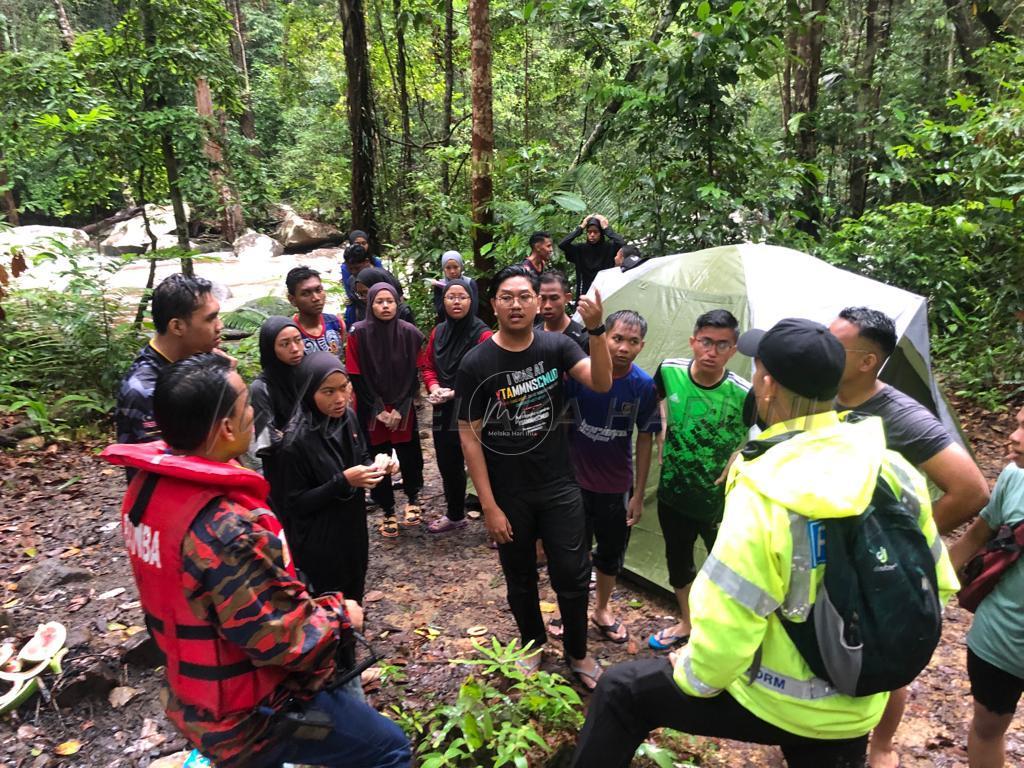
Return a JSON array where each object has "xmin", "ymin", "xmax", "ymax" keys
[
  {"xmin": 379, "ymin": 515, "xmax": 400, "ymax": 538},
  {"xmin": 402, "ymin": 504, "xmax": 422, "ymax": 527}
]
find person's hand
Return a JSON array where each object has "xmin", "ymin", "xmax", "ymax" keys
[
  {"xmin": 375, "ymin": 411, "xmax": 391, "ymax": 426},
  {"xmin": 579, "ymin": 215, "xmax": 589, "ymax": 229},
  {"xmin": 344, "ymin": 464, "xmax": 385, "ymax": 488},
  {"xmin": 437, "ymin": 387, "xmax": 455, "ymax": 403},
  {"xmin": 427, "ymin": 386, "xmax": 442, "ymax": 405},
  {"xmin": 576, "ymin": 288, "xmax": 604, "ymax": 330},
  {"xmin": 656, "ymin": 432, "xmax": 665, "ymax": 465},
  {"xmin": 387, "ymin": 410, "xmax": 403, "ymax": 430},
  {"xmin": 627, "ymin": 494, "xmax": 643, "ymax": 527},
  {"xmin": 714, "ymin": 450, "xmax": 739, "ymax": 486},
  {"xmin": 212, "ymin": 346, "xmax": 238, "ymax": 369},
  {"xmin": 484, "ymin": 504, "xmax": 514, "ymax": 544},
  {"xmin": 668, "ymin": 649, "xmax": 680, "ymax": 668},
  {"xmin": 594, "ymin": 213, "xmax": 609, "ymax": 229},
  {"xmin": 344, "ymin": 599, "xmax": 364, "ymax": 632}
]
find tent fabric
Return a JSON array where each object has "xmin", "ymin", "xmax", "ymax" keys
[{"xmin": 581, "ymin": 242, "xmax": 966, "ymax": 595}]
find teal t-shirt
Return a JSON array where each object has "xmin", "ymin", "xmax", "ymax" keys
[
  {"xmin": 656, "ymin": 358, "xmax": 750, "ymax": 521},
  {"xmin": 966, "ymin": 463, "xmax": 1024, "ymax": 680}
]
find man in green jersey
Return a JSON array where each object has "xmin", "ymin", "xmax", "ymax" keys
[{"xmin": 649, "ymin": 309, "xmax": 750, "ymax": 650}]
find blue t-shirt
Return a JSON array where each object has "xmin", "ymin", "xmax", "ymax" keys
[
  {"xmin": 966, "ymin": 463, "xmax": 1024, "ymax": 679},
  {"xmin": 295, "ymin": 313, "xmax": 345, "ymax": 357},
  {"xmin": 340, "ymin": 256, "xmax": 383, "ymax": 301},
  {"xmin": 566, "ymin": 364, "xmax": 661, "ymax": 494}
]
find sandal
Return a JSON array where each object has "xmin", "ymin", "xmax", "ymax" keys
[
  {"xmin": 427, "ymin": 516, "xmax": 468, "ymax": 534},
  {"xmin": 648, "ymin": 627, "xmax": 689, "ymax": 651},
  {"xmin": 546, "ymin": 618, "xmax": 563, "ymax": 638},
  {"xmin": 513, "ymin": 649, "xmax": 543, "ymax": 678},
  {"xmin": 591, "ymin": 616, "xmax": 629, "ymax": 644},
  {"xmin": 569, "ymin": 661, "xmax": 603, "ymax": 692},
  {"xmin": 379, "ymin": 515, "xmax": 400, "ymax": 538},
  {"xmin": 402, "ymin": 504, "xmax": 422, "ymax": 527}
]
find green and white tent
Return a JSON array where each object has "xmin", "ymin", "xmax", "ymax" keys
[{"xmin": 583, "ymin": 242, "xmax": 965, "ymax": 595}]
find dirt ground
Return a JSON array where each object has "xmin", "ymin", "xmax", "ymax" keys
[{"xmin": 0, "ymin": 394, "xmax": 1021, "ymax": 767}]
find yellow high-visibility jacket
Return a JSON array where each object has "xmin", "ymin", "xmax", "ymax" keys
[{"xmin": 673, "ymin": 410, "xmax": 959, "ymax": 739}]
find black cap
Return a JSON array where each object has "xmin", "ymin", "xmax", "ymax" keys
[{"xmin": 737, "ymin": 318, "xmax": 845, "ymax": 401}]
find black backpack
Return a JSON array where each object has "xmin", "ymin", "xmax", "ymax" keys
[{"xmin": 742, "ymin": 427, "xmax": 943, "ymax": 697}]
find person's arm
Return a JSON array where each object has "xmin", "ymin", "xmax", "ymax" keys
[
  {"xmin": 182, "ymin": 501, "xmax": 349, "ymax": 682},
  {"xmin": 628, "ymin": 432, "xmax": 654, "ymax": 526},
  {"xmin": 459, "ymin": 418, "xmax": 513, "ymax": 543},
  {"xmin": 419, "ymin": 327, "xmax": 441, "ymax": 394},
  {"xmin": 948, "ymin": 516, "xmax": 996, "ymax": 572},
  {"xmin": 249, "ymin": 379, "xmax": 277, "ymax": 457},
  {"xmin": 920, "ymin": 443, "xmax": 990, "ymax": 533},
  {"xmin": 558, "ymin": 227, "xmax": 584, "ymax": 262},
  {"xmin": 567, "ymin": 290, "xmax": 612, "ymax": 392},
  {"xmin": 604, "ymin": 226, "xmax": 625, "ymax": 250}
]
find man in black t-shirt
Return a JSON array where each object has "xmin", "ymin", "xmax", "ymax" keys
[
  {"xmin": 521, "ymin": 231, "xmax": 553, "ymax": 277},
  {"xmin": 535, "ymin": 269, "xmax": 589, "ymax": 352},
  {"xmin": 829, "ymin": 306, "xmax": 989, "ymax": 768},
  {"xmin": 458, "ymin": 264, "xmax": 612, "ymax": 691}
]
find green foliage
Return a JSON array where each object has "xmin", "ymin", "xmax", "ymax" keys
[{"xmin": 0, "ymin": 245, "xmax": 145, "ymax": 439}]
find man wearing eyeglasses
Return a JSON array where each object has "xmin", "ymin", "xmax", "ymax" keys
[
  {"xmin": 456, "ymin": 264, "xmax": 612, "ymax": 691},
  {"xmin": 648, "ymin": 309, "xmax": 751, "ymax": 652}
]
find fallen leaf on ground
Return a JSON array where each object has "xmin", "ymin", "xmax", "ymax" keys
[
  {"xmin": 108, "ymin": 686, "xmax": 140, "ymax": 708},
  {"xmin": 539, "ymin": 601, "xmax": 557, "ymax": 613},
  {"xmin": 363, "ymin": 590, "xmax": 385, "ymax": 603},
  {"xmin": 55, "ymin": 740, "xmax": 81, "ymax": 755},
  {"xmin": 106, "ymin": 621, "xmax": 127, "ymax": 631},
  {"xmin": 97, "ymin": 587, "xmax": 126, "ymax": 600}
]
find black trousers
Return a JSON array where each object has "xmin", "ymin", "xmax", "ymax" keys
[
  {"xmin": 369, "ymin": 425, "xmax": 424, "ymax": 513},
  {"xmin": 572, "ymin": 659, "xmax": 868, "ymax": 768},
  {"xmin": 292, "ymin": 501, "xmax": 369, "ymax": 604},
  {"xmin": 496, "ymin": 479, "xmax": 591, "ymax": 660},
  {"xmin": 581, "ymin": 489, "xmax": 631, "ymax": 577},
  {"xmin": 432, "ymin": 402, "xmax": 466, "ymax": 521}
]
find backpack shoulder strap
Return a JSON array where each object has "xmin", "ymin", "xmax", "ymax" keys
[{"xmin": 740, "ymin": 430, "xmax": 802, "ymax": 461}]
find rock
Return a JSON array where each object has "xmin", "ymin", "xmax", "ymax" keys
[
  {"xmin": 16, "ymin": 435, "xmax": 45, "ymax": 451},
  {"xmin": 232, "ymin": 229, "xmax": 283, "ymax": 260},
  {"xmin": 120, "ymin": 630, "xmax": 164, "ymax": 668},
  {"xmin": 54, "ymin": 656, "xmax": 119, "ymax": 706},
  {"xmin": 99, "ymin": 203, "xmax": 190, "ymax": 256},
  {"xmin": 17, "ymin": 558, "xmax": 93, "ymax": 593},
  {"xmin": 0, "ymin": 226, "xmax": 89, "ymax": 259},
  {"xmin": 210, "ymin": 280, "xmax": 234, "ymax": 301},
  {"xmin": 307, "ymin": 246, "xmax": 345, "ymax": 261},
  {"xmin": 273, "ymin": 205, "xmax": 343, "ymax": 250},
  {"xmin": 66, "ymin": 624, "xmax": 92, "ymax": 649}
]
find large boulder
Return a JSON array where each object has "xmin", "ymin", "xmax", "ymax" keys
[
  {"xmin": 0, "ymin": 226, "xmax": 89, "ymax": 259},
  {"xmin": 233, "ymin": 229, "xmax": 284, "ymax": 261},
  {"xmin": 273, "ymin": 205, "xmax": 343, "ymax": 250},
  {"xmin": 99, "ymin": 203, "xmax": 190, "ymax": 256}
]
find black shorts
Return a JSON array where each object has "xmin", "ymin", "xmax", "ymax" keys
[
  {"xmin": 657, "ymin": 499, "xmax": 719, "ymax": 589},
  {"xmin": 968, "ymin": 647, "xmax": 1024, "ymax": 716}
]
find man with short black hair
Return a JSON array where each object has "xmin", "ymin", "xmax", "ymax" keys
[
  {"xmin": 567, "ymin": 309, "xmax": 660, "ymax": 644},
  {"xmin": 103, "ymin": 355, "xmax": 410, "ymax": 768},
  {"xmin": 522, "ymin": 231, "xmax": 553, "ymax": 276},
  {"xmin": 536, "ymin": 269, "xmax": 589, "ymax": 351},
  {"xmin": 571, "ymin": 318, "xmax": 957, "ymax": 768},
  {"xmin": 115, "ymin": 273, "xmax": 223, "ymax": 446},
  {"xmin": 287, "ymin": 266, "xmax": 346, "ymax": 357},
  {"xmin": 457, "ymin": 264, "xmax": 612, "ymax": 690},
  {"xmin": 341, "ymin": 239, "xmax": 383, "ymax": 328},
  {"xmin": 829, "ymin": 306, "xmax": 989, "ymax": 768},
  {"xmin": 615, "ymin": 244, "xmax": 645, "ymax": 272},
  {"xmin": 648, "ymin": 309, "xmax": 749, "ymax": 651}
]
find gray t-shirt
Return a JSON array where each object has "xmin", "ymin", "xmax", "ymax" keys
[{"xmin": 837, "ymin": 385, "xmax": 952, "ymax": 466}]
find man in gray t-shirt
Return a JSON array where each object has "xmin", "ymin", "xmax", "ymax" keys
[{"xmin": 830, "ymin": 306, "xmax": 990, "ymax": 768}]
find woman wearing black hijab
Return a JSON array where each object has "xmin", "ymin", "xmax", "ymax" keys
[
  {"xmin": 419, "ymin": 279, "xmax": 492, "ymax": 533},
  {"xmin": 353, "ymin": 266, "xmax": 416, "ymax": 325},
  {"xmin": 345, "ymin": 282, "xmax": 425, "ymax": 538},
  {"xmin": 250, "ymin": 316, "xmax": 304, "ymax": 463},
  {"xmin": 277, "ymin": 352, "xmax": 396, "ymax": 601}
]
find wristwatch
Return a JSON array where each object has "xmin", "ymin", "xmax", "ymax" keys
[{"xmin": 587, "ymin": 324, "xmax": 606, "ymax": 336}]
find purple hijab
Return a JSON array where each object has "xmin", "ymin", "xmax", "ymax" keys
[{"xmin": 351, "ymin": 283, "xmax": 423, "ymax": 403}]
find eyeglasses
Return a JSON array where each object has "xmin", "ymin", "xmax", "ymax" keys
[
  {"xmin": 695, "ymin": 337, "xmax": 735, "ymax": 353},
  {"xmin": 495, "ymin": 292, "xmax": 537, "ymax": 307},
  {"xmin": 445, "ymin": 294, "xmax": 470, "ymax": 303}
]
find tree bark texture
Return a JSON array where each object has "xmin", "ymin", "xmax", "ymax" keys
[
  {"xmin": 338, "ymin": 0, "xmax": 379, "ymax": 246},
  {"xmin": 393, "ymin": 0, "xmax": 412, "ymax": 173},
  {"xmin": 848, "ymin": 0, "xmax": 885, "ymax": 219},
  {"xmin": 224, "ymin": 0, "xmax": 258, "ymax": 144},
  {"xmin": 468, "ymin": 0, "xmax": 494, "ymax": 280},
  {"xmin": 51, "ymin": 0, "xmax": 75, "ymax": 50},
  {"xmin": 441, "ymin": 0, "xmax": 454, "ymax": 194},
  {"xmin": 0, "ymin": 157, "xmax": 19, "ymax": 225},
  {"xmin": 194, "ymin": 77, "xmax": 245, "ymax": 242}
]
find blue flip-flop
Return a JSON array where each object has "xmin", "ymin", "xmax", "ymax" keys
[{"xmin": 648, "ymin": 628, "xmax": 689, "ymax": 651}]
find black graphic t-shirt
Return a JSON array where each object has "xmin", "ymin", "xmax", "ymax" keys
[{"xmin": 457, "ymin": 332, "xmax": 587, "ymax": 490}]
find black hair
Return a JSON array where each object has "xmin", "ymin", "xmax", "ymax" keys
[
  {"xmin": 838, "ymin": 306, "xmax": 897, "ymax": 359},
  {"xmin": 538, "ymin": 269, "xmax": 571, "ymax": 293},
  {"xmin": 606, "ymin": 309, "xmax": 648, "ymax": 338},
  {"xmin": 348, "ymin": 229, "xmax": 368, "ymax": 244},
  {"xmin": 694, "ymin": 309, "xmax": 739, "ymax": 338},
  {"xmin": 491, "ymin": 264, "xmax": 540, "ymax": 298},
  {"xmin": 343, "ymin": 243, "xmax": 370, "ymax": 265},
  {"xmin": 618, "ymin": 244, "xmax": 641, "ymax": 259},
  {"xmin": 153, "ymin": 353, "xmax": 239, "ymax": 452},
  {"xmin": 151, "ymin": 274, "xmax": 214, "ymax": 335},
  {"xmin": 529, "ymin": 231, "xmax": 551, "ymax": 249},
  {"xmin": 286, "ymin": 266, "xmax": 321, "ymax": 295}
]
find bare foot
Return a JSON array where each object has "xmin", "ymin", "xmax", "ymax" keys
[{"xmin": 868, "ymin": 741, "xmax": 900, "ymax": 768}]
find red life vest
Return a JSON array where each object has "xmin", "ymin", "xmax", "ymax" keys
[{"xmin": 102, "ymin": 441, "xmax": 294, "ymax": 720}]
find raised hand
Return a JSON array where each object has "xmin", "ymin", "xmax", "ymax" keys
[{"xmin": 576, "ymin": 288, "xmax": 604, "ymax": 330}]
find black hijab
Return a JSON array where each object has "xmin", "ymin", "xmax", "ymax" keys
[
  {"xmin": 255, "ymin": 316, "xmax": 301, "ymax": 428},
  {"xmin": 353, "ymin": 267, "xmax": 405, "ymax": 322},
  {"xmin": 351, "ymin": 283, "xmax": 424, "ymax": 403},
  {"xmin": 283, "ymin": 352, "xmax": 356, "ymax": 465},
  {"xmin": 433, "ymin": 279, "xmax": 489, "ymax": 387}
]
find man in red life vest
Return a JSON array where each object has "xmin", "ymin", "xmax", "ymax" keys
[{"xmin": 102, "ymin": 353, "xmax": 410, "ymax": 768}]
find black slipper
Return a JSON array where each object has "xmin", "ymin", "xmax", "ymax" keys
[{"xmin": 591, "ymin": 617, "xmax": 629, "ymax": 644}]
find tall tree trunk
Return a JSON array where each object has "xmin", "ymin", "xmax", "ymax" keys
[
  {"xmin": 787, "ymin": 0, "xmax": 829, "ymax": 238},
  {"xmin": 942, "ymin": 0, "xmax": 1006, "ymax": 88},
  {"xmin": 468, "ymin": 0, "xmax": 494, "ymax": 296},
  {"xmin": 569, "ymin": 0, "xmax": 684, "ymax": 169},
  {"xmin": 194, "ymin": 77, "xmax": 245, "ymax": 243},
  {"xmin": 51, "ymin": 0, "xmax": 75, "ymax": 50},
  {"xmin": 848, "ymin": 0, "xmax": 883, "ymax": 218},
  {"xmin": 393, "ymin": 0, "xmax": 411, "ymax": 173},
  {"xmin": 224, "ymin": 0, "xmax": 258, "ymax": 146},
  {"xmin": 338, "ymin": 0, "xmax": 379, "ymax": 247},
  {"xmin": 0, "ymin": 151, "xmax": 18, "ymax": 225},
  {"xmin": 440, "ymin": 0, "xmax": 454, "ymax": 195}
]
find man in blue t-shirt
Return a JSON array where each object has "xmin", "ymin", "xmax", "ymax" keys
[
  {"xmin": 566, "ymin": 309, "xmax": 661, "ymax": 644},
  {"xmin": 286, "ymin": 266, "xmax": 345, "ymax": 358}
]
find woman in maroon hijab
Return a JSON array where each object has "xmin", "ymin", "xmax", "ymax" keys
[{"xmin": 345, "ymin": 282, "xmax": 425, "ymax": 538}]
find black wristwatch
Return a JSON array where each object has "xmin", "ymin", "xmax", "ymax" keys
[{"xmin": 587, "ymin": 324, "xmax": 606, "ymax": 336}]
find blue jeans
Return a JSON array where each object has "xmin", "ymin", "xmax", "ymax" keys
[{"xmin": 259, "ymin": 686, "xmax": 411, "ymax": 768}]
